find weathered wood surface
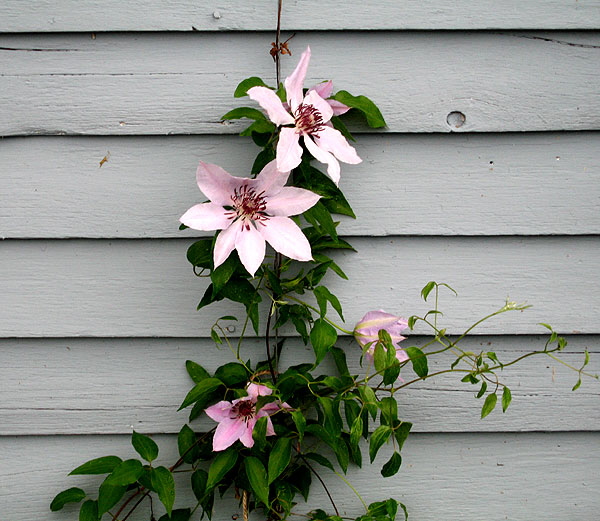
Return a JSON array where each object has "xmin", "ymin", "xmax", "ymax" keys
[
  {"xmin": 2, "ymin": 433, "xmax": 598, "ymax": 521},
  {"xmin": 1, "ymin": 336, "xmax": 597, "ymax": 436},
  {"xmin": 1, "ymin": 237, "xmax": 598, "ymax": 337},
  {"xmin": 2, "ymin": 0, "xmax": 600, "ymax": 31},
  {"xmin": 3, "ymin": 133, "xmax": 599, "ymax": 238},
  {"xmin": 2, "ymin": 32, "xmax": 600, "ymax": 136}
]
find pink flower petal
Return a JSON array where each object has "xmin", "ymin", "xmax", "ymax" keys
[
  {"xmin": 196, "ymin": 162, "xmax": 240, "ymax": 206},
  {"xmin": 329, "ymin": 100, "xmax": 350, "ymax": 116},
  {"xmin": 205, "ymin": 401, "xmax": 234, "ymax": 422},
  {"xmin": 315, "ymin": 126, "xmax": 361, "ymax": 164},
  {"xmin": 235, "ymin": 222, "xmax": 266, "ymax": 276},
  {"xmin": 309, "ymin": 80, "xmax": 333, "ymax": 99},
  {"xmin": 238, "ymin": 420, "xmax": 256, "ymax": 448},
  {"xmin": 284, "ymin": 46, "xmax": 311, "ymax": 112},
  {"xmin": 253, "ymin": 160, "xmax": 290, "ymax": 196},
  {"xmin": 248, "ymin": 87, "xmax": 294, "ymax": 126},
  {"xmin": 265, "ymin": 187, "xmax": 320, "ymax": 216},
  {"xmin": 179, "ymin": 202, "xmax": 231, "ymax": 231},
  {"xmin": 213, "ymin": 419, "xmax": 247, "ymax": 451},
  {"xmin": 247, "ymin": 383, "xmax": 273, "ymax": 400},
  {"xmin": 213, "ymin": 220, "xmax": 241, "ymax": 268},
  {"xmin": 260, "ymin": 216, "xmax": 313, "ymax": 262},
  {"xmin": 303, "ymin": 90, "xmax": 333, "ymax": 123},
  {"xmin": 303, "ymin": 134, "xmax": 341, "ymax": 184},
  {"xmin": 276, "ymin": 127, "xmax": 303, "ymax": 173}
]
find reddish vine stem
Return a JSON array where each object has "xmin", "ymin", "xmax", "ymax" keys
[
  {"xmin": 275, "ymin": 0, "xmax": 283, "ymax": 85},
  {"xmin": 299, "ymin": 454, "xmax": 340, "ymax": 516}
]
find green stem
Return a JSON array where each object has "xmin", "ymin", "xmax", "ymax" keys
[
  {"xmin": 286, "ymin": 295, "xmax": 353, "ymax": 334},
  {"xmin": 333, "ymin": 470, "xmax": 368, "ymax": 511}
]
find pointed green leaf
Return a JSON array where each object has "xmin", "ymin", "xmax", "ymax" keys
[
  {"xmin": 393, "ymin": 421, "xmax": 412, "ymax": 451},
  {"xmin": 206, "ymin": 449, "xmax": 238, "ymax": 491},
  {"xmin": 304, "ymin": 452, "xmax": 335, "ymax": 472},
  {"xmin": 50, "ymin": 487, "xmax": 86, "ymax": 511},
  {"xmin": 97, "ymin": 480, "xmax": 126, "ymax": 515},
  {"xmin": 481, "ymin": 393, "xmax": 498, "ymax": 418},
  {"xmin": 158, "ymin": 509, "xmax": 192, "ymax": 521},
  {"xmin": 105, "ymin": 459, "xmax": 143, "ymax": 486},
  {"xmin": 310, "ymin": 318, "xmax": 337, "ymax": 366},
  {"xmin": 358, "ymin": 385, "xmax": 378, "ymax": 419},
  {"xmin": 132, "ymin": 431, "xmax": 159, "ymax": 463},
  {"xmin": 331, "ymin": 90, "xmax": 386, "ymax": 128},
  {"xmin": 214, "ymin": 362, "xmax": 249, "ymax": 387},
  {"xmin": 369, "ymin": 425, "xmax": 392, "ymax": 463},
  {"xmin": 405, "ymin": 346, "xmax": 428, "ymax": 378},
  {"xmin": 476, "ymin": 381, "xmax": 488, "ymax": 399},
  {"xmin": 572, "ymin": 377, "xmax": 582, "ymax": 391},
  {"xmin": 221, "ymin": 107, "xmax": 266, "ymax": 121},
  {"xmin": 179, "ymin": 377, "xmax": 224, "ymax": 410},
  {"xmin": 245, "ymin": 457, "xmax": 270, "ymax": 506},
  {"xmin": 291, "ymin": 410, "xmax": 306, "ymax": 442},
  {"xmin": 234, "ymin": 76, "xmax": 269, "ymax": 97},
  {"xmin": 381, "ymin": 451, "xmax": 402, "ymax": 477},
  {"xmin": 191, "ymin": 469, "xmax": 208, "ymax": 501},
  {"xmin": 186, "ymin": 239, "xmax": 213, "ymax": 268},
  {"xmin": 69, "ymin": 455, "xmax": 122, "ymax": 475},
  {"xmin": 79, "ymin": 499, "xmax": 98, "ymax": 521},
  {"xmin": 185, "ymin": 360, "xmax": 211, "ymax": 383},
  {"xmin": 501, "ymin": 386, "xmax": 512, "ymax": 412},
  {"xmin": 268, "ymin": 437, "xmax": 293, "ymax": 484},
  {"xmin": 178, "ymin": 424, "xmax": 200, "ymax": 464},
  {"xmin": 152, "ymin": 466, "xmax": 176, "ymax": 516}
]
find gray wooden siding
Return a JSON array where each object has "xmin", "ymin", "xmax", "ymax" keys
[{"xmin": 1, "ymin": 3, "xmax": 599, "ymax": 521}]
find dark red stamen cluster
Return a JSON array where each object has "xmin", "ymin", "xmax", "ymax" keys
[
  {"xmin": 226, "ymin": 185, "xmax": 269, "ymax": 230},
  {"xmin": 294, "ymin": 103, "xmax": 325, "ymax": 135},
  {"xmin": 230, "ymin": 400, "xmax": 255, "ymax": 422}
]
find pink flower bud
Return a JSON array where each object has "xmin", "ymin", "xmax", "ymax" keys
[{"xmin": 354, "ymin": 310, "xmax": 409, "ymax": 363}]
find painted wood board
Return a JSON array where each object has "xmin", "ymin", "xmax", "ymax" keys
[
  {"xmin": 2, "ymin": 432, "xmax": 598, "ymax": 520},
  {"xmin": 1, "ymin": 237, "xmax": 598, "ymax": 337},
  {"xmin": 1, "ymin": 336, "xmax": 597, "ymax": 436},
  {"xmin": 2, "ymin": 132, "xmax": 599, "ymax": 239},
  {"xmin": 2, "ymin": 0, "xmax": 600, "ymax": 32},
  {"xmin": 1, "ymin": 32, "xmax": 599, "ymax": 136}
]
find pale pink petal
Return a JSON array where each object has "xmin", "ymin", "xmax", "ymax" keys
[
  {"xmin": 179, "ymin": 202, "xmax": 231, "ymax": 231},
  {"xmin": 248, "ymin": 87, "xmax": 294, "ymax": 126},
  {"xmin": 247, "ymin": 383, "xmax": 273, "ymax": 400},
  {"xmin": 329, "ymin": 100, "xmax": 350, "ymax": 116},
  {"xmin": 213, "ymin": 220, "xmax": 241, "ymax": 268},
  {"xmin": 205, "ymin": 401, "xmax": 234, "ymax": 422},
  {"xmin": 235, "ymin": 223, "xmax": 266, "ymax": 276},
  {"xmin": 315, "ymin": 126, "xmax": 361, "ymax": 164},
  {"xmin": 284, "ymin": 46, "xmax": 311, "ymax": 112},
  {"xmin": 265, "ymin": 417, "xmax": 276, "ymax": 436},
  {"xmin": 259, "ymin": 216, "xmax": 313, "ymax": 262},
  {"xmin": 265, "ymin": 187, "xmax": 320, "ymax": 216},
  {"xmin": 309, "ymin": 80, "xmax": 333, "ymax": 99},
  {"xmin": 238, "ymin": 420, "xmax": 256, "ymax": 448},
  {"xmin": 213, "ymin": 419, "xmax": 247, "ymax": 451},
  {"xmin": 196, "ymin": 162, "xmax": 240, "ymax": 206},
  {"xmin": 303, "ymin": 134, "xmax": 341, "ymax": 184},
  {"xmin": 303, "ymin": 90, "xmax": 333, "ymax": 123},
  {"xmin": 253, "ymin": 160, "xmax": 290, "ymax": 196},
  {"xmin": 276, "ymin": 127, "xmax": 303, "ymax": 173}
]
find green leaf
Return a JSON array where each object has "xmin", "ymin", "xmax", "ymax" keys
[
  {"xmin": 234, "ymin": 76, "xmax": 268, "ymax": 97},
  {"xmin": 252, "ymin": 147, "xmax": 276, "ymax": 176},
  {"xmin": 210, "ymin": 252, "xmax": 240, "ymax": 293},
  {"xmin": 221, "ymin": 107, "xmax": 266, "ymax": 121},
  {"xmin": 304, "ymin": 452, "xmax": 335, "ymax": 472},
  {"xmin": 314, "ymin": 286, "xmax": 344, "ymax": 320},
  {"xmin": 178, "ymin": 424, "xmax": 199, "ymax": 464},
  {"xmin": 179, "ymin": 377, "xmax": 224, "ymax": 410},
  {"xmin": 105, "ymin": 459, "xmax": 143, "ymax": 486},
  {"xmin": 245, "ymin": 457, "xmax": 270, "ymax": 506},
  {"xmin": 381, "ymin": 451, "xmax": 402, "ymax": 478},
  {"xmin": 310, "ymin": 318, "xmax": 338, "ymax": 366},
  {"xmin": 331, "ymin": 90, "xmax": 386, "ymax": 128},
  {"xmin": 69, "ymin": 455, "xmax": 122, "ymax": 475},
  {"xmin": 252, "ymin": 415, "xmax": 268, "ymax": 451},
  {"xmin": 206, "ymin": 448, "xmax": 238, "ymax": 491},
  {"xmin": 405, "ymin": 346, "xmax": 428, "ymax": 378},
  {"xmin": 132, "ymin": 431, "xmax": 159, "ymax": 463},
  {"xmin": 220, "ymin": 277, "xmax": 262, "ymax": 334},
  {"xmin": 97, "ymin": 480, "xmax": 126, "ymax": 515},
  {"xmin": 393, "ymin": 421, "xmax": 412, "ymax": 451},
  {"xmin": 158, "ymin": 509, "xmax": 192, "ymax": 521},
  {"xmin": 420, "ymin": 281, "xmax": 436, "ymax": 301},
  {"xmin": 152, "ymin": 466, "xmax": 176, "ymax": 516},
  {"xmin": 215, "ymin": 362, "xmax": 249, "ymax": 387},
  {"xmin": 369, "ymin": 425, "xmax": 393, "ymax": 463},
  {"xmin": 331, "ymin": 346, "xmax": 350, "ymax": 377},
  {"xmin": 240, "ymin": 119, "xmax": 276, "ymax": 136},
  {"xmin": 350, "ymin": 416, "xmax": 363, "ymax": 448},
  {"xmin": 330, "ymin": 115, "xmax": 355, "ymax": 142},
  {"xmin": 79, "ymin": 499, "xmax": 98, "ymax": 521},
  {"xmin": 50, "ymin": 487, "xmax": 86, "ymax": 511},
  {"xmin": 379, "ymin": 397, "xmax": 398, "ymax": 426},
  {"xmin": 185, "ymin": 360, "xmax": 211, "ymax": 383},
  {"xmin": 291, "ymin": 410, "xmax": 306, "ymax": 442},
  {"xmin": 268, "ymin": 437, "xmax": 293, "ymax": 484},
  {"xmin": 288, "ymin": 465, "xmax": 312, "ymax": 501},
  {"xmin": 572, "ymin": 378, "xmax": 582, "ymax": 391},
  {"xmin": 502, "ymin": 386, "xmax": 512, "ymax": 412},
  {"xmin": 186, "ymin": 239, "xmax": 213, "ymax": 268},
  {"xmin": 476, "ymin": 381, "xmax": 488, "ymax": 399},
  {"xmin": 318, "ymin": 396, "xmax": 343, "ymax": 438},
  {"xmin": 297, "ymin": 162, "xmax": 355, "ymax": 218},
  {"xmin": 481, "ymin": 393, "xmax": 498, "ymax": 418},
  {"xmin": 335, "ymin": 436, "xmax": 350, "ymax": 473},
  {"xmin": 191, "ymin": 469, "xmax": 208, "ymax": 501},
  {"xmin": 358, "ymin": 385, "xmax": 378, "ymax": 420}
]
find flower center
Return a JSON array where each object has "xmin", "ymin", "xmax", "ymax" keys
[
  {"xmin": 230, "ymin": 399, "xmax": 255, "ymax": 422},
  {"xmin": 294, "ymin": 103, "xmax": 325, "ymax": 135},
  {"xmin": 227, "ymin": 185, "xmax": 269, "ymax": 230}
]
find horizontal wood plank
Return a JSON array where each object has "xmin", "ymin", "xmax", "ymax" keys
[
  {"xmin": 0, "ymin": 237, "xmax": 598, "ymax": 337},
  {"xmin": 1, "ymin": 336, "xmax": 597, "ymax": 436},
  {"xmin": 2, "ymin": 433, "xmax": 598, "ymax": 520},
  {"xmin": 1, "ymin": 32, "xmax": 599, "ymax": 135},
  {"xmin": 3, "ymin": 133, "xmax": 599, "ymax": 238},
  {"xmin": 2, "ymin": 1, "xmax": 600, "ymax": 31}
]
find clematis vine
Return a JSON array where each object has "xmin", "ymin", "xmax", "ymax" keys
[
  {"xmin": 205, "ymin": 383, "xmax": 288, "ymax": 451},
  {"xmin": 179, "ymin": 159, "xmax": 320, "ymax": 276},
  {"xmin": 248, "ymin": 46, "xmax": 361, "ymax": 184},
  {"xmin": 354, "ymin": 310, "xmax": 410, "ymax": 363}
]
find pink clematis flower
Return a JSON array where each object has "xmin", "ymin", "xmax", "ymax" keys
[
  {"xmin": 205, "ymin": 383, "xmax": 288, "ymax": 451},
  {"xmin": 180, "ymin": 160, "xmax": 320, "ymax": 276},
  {"xmin": 354, "ymin": 310, "xmax": 409, "ymax": 363},
  {"xmin": 248, "ymin": 46, "xmax": 361, "ymax": 185}
]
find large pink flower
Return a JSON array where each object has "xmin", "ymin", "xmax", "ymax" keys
[
  {"xmin": 205, "ymin": 383, "xmax": 287, "ymax": 451},
  {"xmin": 180, "ymin": 160, "xmax": 320, "ymax": 276},
  {"xmin": 354, "ymin": 310, "xmax": 409, "ymax": 363},
  {"xmin": 248, "ymin": 46, "xmax": 361, "ymax": 185}
]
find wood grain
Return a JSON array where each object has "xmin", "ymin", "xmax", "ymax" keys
[
  {"xmin": 1, "ymin": 32, "xmax": 599, "ymax": 136},
  {"xmin": 2, "ymin": 133, "xmax": 599, "ymax": 238},
  {"xmin": 2, "ymin": 0, "xmax": 600, "ymax": 31},
  {"xmin": 1, "ymin": 237, "xmax": 598, "ymax": 337}
]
